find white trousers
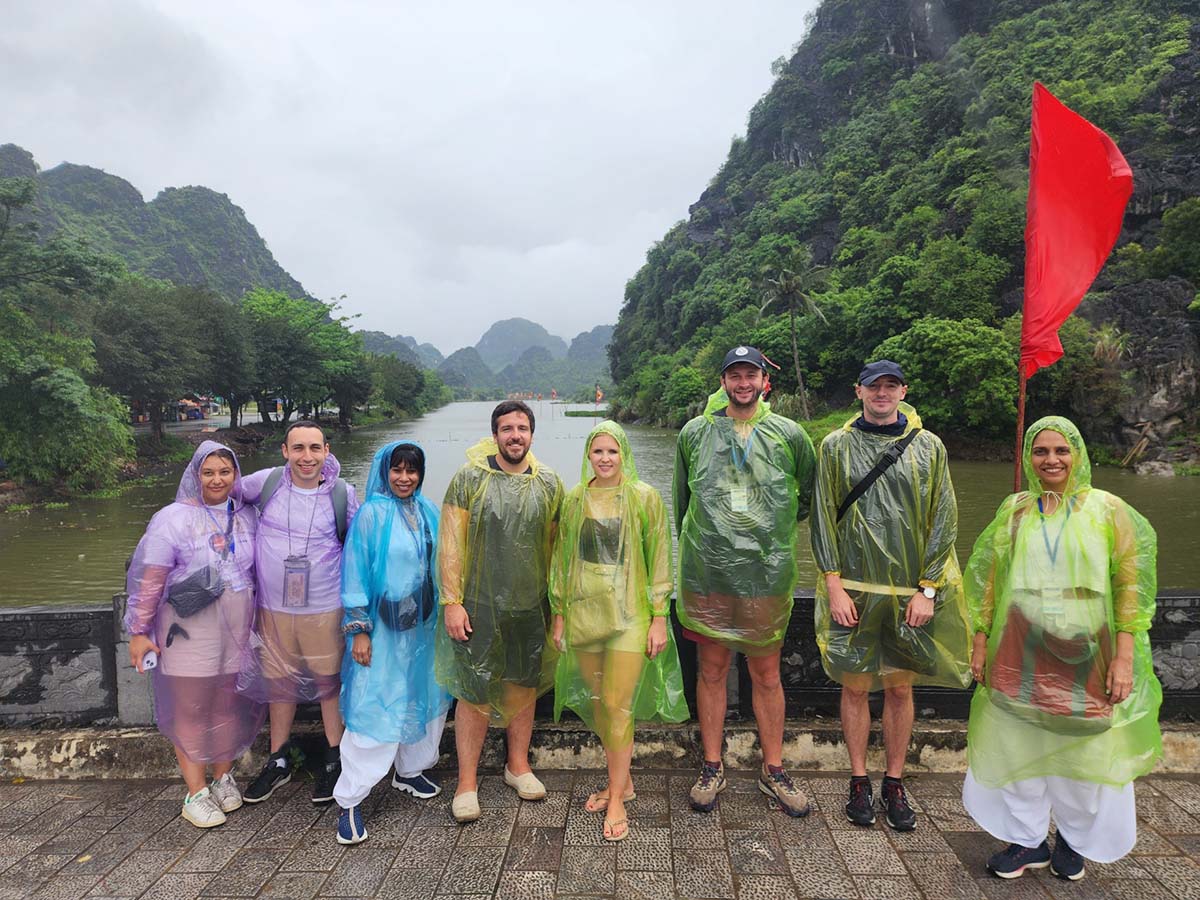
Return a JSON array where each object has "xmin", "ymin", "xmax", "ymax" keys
[
  {"xmin": 333, "ymin": 712, "xmax": 447, "ymax": 809},
  {"xmin": 962, "ymin": 768, "xmax": 1137, "ymax": 863}
]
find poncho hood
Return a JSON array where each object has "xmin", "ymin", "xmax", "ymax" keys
[
  {"xmin": 579, "ymin": 420, "xmax": 639, "ymax": 485},
  {"xmin": 365, "ymin": 440, "xmax": 427, "ymax": 501},
  {"xmin": 1022, "ymin": 415, "xmax": 1091, "ymax": 496},
  {"xmin": 176, "ymin": 439, "xmax": 244, "ymax": 507}
]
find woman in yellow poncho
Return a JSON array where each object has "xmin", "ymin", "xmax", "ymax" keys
[
  {"xmin": 963, "ymin": 416, "xmax": 1161, "ymax": 882},
  {"xmin": 550, "ymin": 421, "xmax": 688, "ymax": 843}
]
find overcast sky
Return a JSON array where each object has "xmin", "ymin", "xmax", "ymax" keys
[{"xmin": 1, "ymin": 0, "xmax": 818, "ymax": 353}]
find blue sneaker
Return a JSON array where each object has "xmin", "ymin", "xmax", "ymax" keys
[
  {"xmin": 336, "ymin": 805, "xmax": 367, "ymax": 845},
  {"xmin": 392, "ymin": 770, "xmax": 441, "ymax": 799},
  {"xmin": 987, "ymin": 841, "xmax": 1051, "ymax": 879},
  {"xmin": 1051, "ymin": 833, "xmax": 1085, "ymax": 881}
]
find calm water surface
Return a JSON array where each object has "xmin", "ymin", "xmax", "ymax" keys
[{"xmin": 2, "ymin": 400, "xmax": 1198, "ymax": 607}]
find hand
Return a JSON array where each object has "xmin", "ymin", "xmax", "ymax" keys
[
  {"xmin": 827, "ymin": 577, "xmax": 859, "ymax": 628},
  {"xmin": 905, "ymin": 592, "xmax": 934, "ymax": 628},
  {"xmin": 971, "ymin": 632, "xmax": 987, "ymax": 683},
  {"xmin": 1107, "ymin": 655, "xmax": 1134, "ymax": 703},
  {"xmin": 351, "ymin": 632, "xmax": 372, "ymax": 667},
  {"xmin": 646, "ymin": 617, "xmax": 668, "ymax": 659},
  {"xmin": 443, "ymin": 603, "xmax": 472, "ymax": 642},
  {"xmin": 129, "ymin": 634, "xmax": 160, "ymax": 673},
  {"xmin": 552, "ymin": 614, "xmax": 565, "ymax": 652}
]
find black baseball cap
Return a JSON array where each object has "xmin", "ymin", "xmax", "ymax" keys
[
  {"xmin": 721, "ymin": 346, "xmax": 767, "ymax": 373},
  {"xmin": 857, "ymin": 360, "xmax": 906, "ymax": 385}
]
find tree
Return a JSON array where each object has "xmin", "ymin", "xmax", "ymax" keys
[
  {"xmin": 174, "ymin": 288, "xmax": 257, "ymax": 427},
  {"xmin": 757, "ymin": 245, "xmax": 828, "ymax": 419}
]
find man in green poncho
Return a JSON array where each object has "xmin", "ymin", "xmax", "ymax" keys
[
  {"xmin": 811, "ymin": 360, "xmax": 970, "ymax": 833},
  {"xmin": 436, "ymin": 400, "xmax": 563, "ymax": 824},
  {"xmin": 674, "ymin": 345, "xmax": 817, "ymax": 817}
]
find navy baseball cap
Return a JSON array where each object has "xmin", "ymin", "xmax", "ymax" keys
[
  {"xmin": 857, "ymin": 360, "xmax": 906, "ymax": 385},
  {"xmin": 721, "ymin": 346, "xmax": 767, "ymax": 373}
]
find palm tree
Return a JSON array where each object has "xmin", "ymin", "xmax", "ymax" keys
[{"xmin": 758, "ymin": 245, "xmax": 829, "ymax": 419}]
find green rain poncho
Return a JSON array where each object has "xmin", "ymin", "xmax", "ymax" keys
[
  {"xmin": 674, "ymin": 389, "xmax": 816, "ymax": 656},
  {"xmin": 964, "ymin": 416, "xmax": 1161, "ymax": 788},
  {"xmin": 435, "ymin": 437, "xmax": 563, "ymax": 726},
  {"xmin": 550, "ymin": 421, "xmax": 688, "ymax": 748},
  {"xmin": 812, "ymin": 402, "xmax": 970, "ymax": 690}
]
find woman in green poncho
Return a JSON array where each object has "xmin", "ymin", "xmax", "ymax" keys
[
  {"xmin": 550, "ymin": 421, "xmax": 688, "ymax": 842},
  {"xmin": 963, "ymin": 416, "xmax": 1161, "ymax": 882}
]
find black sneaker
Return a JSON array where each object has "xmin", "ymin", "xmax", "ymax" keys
[
  {"xmin": 1050, "ymin": 832, "xmax": 1085, "ymax": 881},
  {"xmin": 312, "ymin": 745, "xmax": 341, "ymax": 805},
  {"xmin": 987, "ymin": 841, "xmax": 1051, "ymax": 879},
  {"xmin": 845, "ymin": 777, "xmax": 875, "ymax": 826},
  {"xmin": 879, "ymin": 778, "xmax": 917, "ymax": 832},
  {"xmin": 243, "ymin": 750, "xmax": 292, "ymax": 804}
]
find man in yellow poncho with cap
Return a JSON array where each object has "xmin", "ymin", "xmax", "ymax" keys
[
  {"xmin": 674, "ymin": 345, "xmax": 817, "ymax": 817},
  {"xmin": 812, "ymin": 360, "xmax": 970, "ymax": 833},
  {"xmin": 436, "ymin": 400, "xmax": 563, "ymax": 824}
]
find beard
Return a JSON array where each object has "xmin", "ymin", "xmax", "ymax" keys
[
  {"xmin": 498, "ymin": 441, "xmax": 530, "ymax": 465},
  {"xmin": 726, "ymin": 389, "xmax": 762, "ymax": 413}
]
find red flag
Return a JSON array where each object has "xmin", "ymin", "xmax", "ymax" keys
[{"xmin": 1020, "ymin": 82, "xmax": 1132, "ymax": 377}]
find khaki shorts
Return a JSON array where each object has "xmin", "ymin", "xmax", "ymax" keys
[{"xmin": 256, "ymin": 608, "xmax": 344, "ymax": 681}]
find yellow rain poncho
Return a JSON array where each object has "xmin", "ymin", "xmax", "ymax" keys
[
  {"xmin": 812, "ymin": 403, "xmax": 970, "ymax": 690},
  {"xmin": 673, "ymin": 389, "xmax": 816, "ymax": 656},
  {"xmin": 964, "ymin": 416, "xmax": 1161, "ymax": 788},
  {"xmin": 550, "ymin": 421, "xmax": 688, "ymax": 748},
  {"xmin": 435, "ymin": 437, "xmax": 563, "ymax": 726}
]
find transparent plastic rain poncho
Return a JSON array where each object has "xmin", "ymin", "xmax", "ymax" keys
[
  {"xmin": 125, "ymin": 440, "xmax": 265, "ymax": 762},
  {"xmin": 549, "ymin": 422, "xmax": 688, "ymax": 748},
  {"xmin": 339, "ymin": 442, "xmax": 451, "ymax": 744},
  {"xmin": 964, "ymin": 416, "xmax": 1162, "ymax": 788},
  {"xmin": 673, "ymin": 390, "xmax": 816, "ymax": 655},
  {"xmin": 237, "ymin": 453, "xmax": 360, "ymax": 703},
  {"xmin": 812, "ymin": 403, "xmax": 971, "ymax": 690},
  {"xmin": 435, "ymin": 437, "xmax": 563, "ymax": 726}
]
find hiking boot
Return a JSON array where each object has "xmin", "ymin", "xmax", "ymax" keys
[
  {"xmin": 336, "ymin": 805, "xmax": 368, "ymax": 845},
  {"xmin": 879, "ymin": 778, "xmax": 917, "ymax": 831},
  {"xmin": 987, "ymin": 841, "xmax": 1051, "ymax": 879},
  {"xmin": 392, "ymin": 771, "xmax": 441, "ymax": 799},
  {"xmin": 758, "ymin": 766, "xmax": 810, "ymax": 817},
  {"xmin": 181, "ymin": 787, "xmax": 227, "ymax": 829},
  {"xmin": 312, "ymin": 745, "xmax": 341, "ymax": 805},
  {"xmin": 243, "ymin": 749, "xmax": 292, "ymax": 804},
  {"xmin": 210, "ymin": 772, "xmax": 243, "ymax": 813},
  {"xmin": 1051, "ymin": 832, "xmax": 1085, "ymax": 881},
  {"xmin": 845, "ymin": 777, "xmax": 875, "ymax": 826},
  {"xmin": 688, "ymin": 761, "xmax": 726, "ymax": 812}
]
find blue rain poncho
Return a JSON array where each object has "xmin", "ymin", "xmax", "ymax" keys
[
  {"xmin": 339, "ymin": 441, "xmax": 451, "ymax": 744},
  {"xmin": 550, "ymin": 421, "xmax": 688, "ymax": 748},
  {"xmin": 964, "ymin": 416, "xmax": 1162, "ymax": 788},
  {"xmin": 673, "ymin": 389, "xmax": 816, "ymax": 655},
  {"xmin": 125, "ymin": 440, "xmax": 265, "ymax": 762}
]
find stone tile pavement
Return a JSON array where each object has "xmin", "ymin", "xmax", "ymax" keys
[{"xmin": 1, "ymin": 770, "xmax": 1198, "ymax": 899}]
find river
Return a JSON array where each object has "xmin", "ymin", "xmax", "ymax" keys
[{"xmin": 2, "ymin": 400, "xmax": 1198, "ymax": 607}]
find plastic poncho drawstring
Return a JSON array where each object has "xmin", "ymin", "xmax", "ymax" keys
[
  {"xmin": 550, "ymin": 421, "xmax": 688, "ymax": 748},
  {"xmin": 339, "ymin": 441, "xmax": 451, "ymax": 745},
  {"xmin": 964, "ymin": 416, "xmax": 1161, "ymax": 788}
]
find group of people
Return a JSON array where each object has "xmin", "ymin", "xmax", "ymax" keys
[{"xmin": 125, "ymin": 345, "xmax": 1163, "ymax": 883}]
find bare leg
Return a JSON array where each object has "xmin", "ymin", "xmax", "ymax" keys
[
  {"xmin": 319, "ymin": 696, "xmax": 344, "ymax": 748},
  {"xmin": 175, "ymin": 745, "xmax": 208, "ymax": 795},
  {"xmin": 453, "ymin": 701, "xmax": 489, "ymax": 796},
  {"xmin": 503, "ymin": 684, "xmax": 537, "ymax": 775},
  {"xmin": 696, "ymin": 642, "xmax": 733, "ymax": 763},
  {"xmin": 212, "ymin": 761, "xmax": 233, "ymax": 781},
  {"xmin": 600, "ymin": 646, "xmax": 644, "ymax": 834},
  {"xmin": 882, "ymin": 680, "xmax": 914, "ymax": 779},
  {"xmin": 840, "ymin": 680, "xmax": 872, "ymax": 777},
  {"xmin": 745, "ymin": 652, "xmax": 785, "ymax": 768},
  {"xmin": 269, "ymin": 702, "xmax": 297, "ymax": 754}
]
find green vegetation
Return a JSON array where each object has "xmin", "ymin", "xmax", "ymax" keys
[
  {"xmin": 564, "ymin": 408, "xmax": 612, "ymax": 418},
  {"xmin": 609, "ymin": 0, "xmax": 1200, "ymax": 446}
]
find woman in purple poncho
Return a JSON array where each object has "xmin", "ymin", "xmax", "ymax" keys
[{"xmin": 126, "ymin": 440, "xmax": 266, "ymax": 829}]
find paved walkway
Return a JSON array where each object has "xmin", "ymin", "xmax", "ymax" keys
[{"xmin": 1, "ymin": 770, "xmax": 1198, "ymax": 899}]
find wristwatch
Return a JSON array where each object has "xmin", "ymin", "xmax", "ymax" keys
[{"xmin": 921, "ymin": 586, "xmax": 936, "ymax": 600}]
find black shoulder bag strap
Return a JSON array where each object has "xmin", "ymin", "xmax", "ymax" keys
[{"xmin": 835, "ymin": 428, "xmax": 921, "ymax": 523}]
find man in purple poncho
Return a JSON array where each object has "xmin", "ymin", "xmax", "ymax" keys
[
  {"xmin": 126, "ymin": 440, "xmax": 265, "ymax": 828},
  {"xmin": 238, "ymin": 420, "xmax": 360, "ymax": 805}
]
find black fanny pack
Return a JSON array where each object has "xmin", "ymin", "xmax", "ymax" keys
[{"xmin": 165, "ymin": 566, "xmax": 224, "ymax": 617}]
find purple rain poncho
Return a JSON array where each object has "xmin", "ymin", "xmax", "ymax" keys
[
  {"xmin": 238, "ymin": 452, "xmax": 360, "ymax": 703},
  {"xmin": 125, "ymin": 440, "xmax": 265, "ymax": 762},
  {"xmin": 340, "ymin": 441, "xmax": 451, "ymax": 744}
]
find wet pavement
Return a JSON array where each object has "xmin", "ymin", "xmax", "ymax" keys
[{"xmin": 1, "ymin": 769, "xmax": 1199, "ymax": 899}]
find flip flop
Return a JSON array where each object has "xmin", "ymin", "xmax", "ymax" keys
[
  {"xmin": 603, "ymin": 817, "xmax": 630, "ymax": 842},
  {"xmin": 584, "ymin": 790, "xmax": 637, "ymax": 813}
]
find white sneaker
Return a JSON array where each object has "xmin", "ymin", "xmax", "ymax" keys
[
  {"xmin": 181, "ymin": 787, "xmax": 227, "ymax": 828},
  {"xmin": 210, "ymin": 773, "xmax": 244, "ymax": 813}
]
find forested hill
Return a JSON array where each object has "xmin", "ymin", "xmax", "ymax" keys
[
  {"xmin": 610, "ymin": 0, "xmax": 1200, "ymax": 463},
  {"xmin": 0, "ymin": 144, "xmax": 307, "ymax": 300}
]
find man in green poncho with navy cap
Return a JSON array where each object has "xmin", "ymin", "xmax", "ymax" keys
[{"xmin": 673, "ymin": 345, "xmax": 817, "ymax": 817}]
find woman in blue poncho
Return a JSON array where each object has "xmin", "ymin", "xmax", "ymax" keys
[{"xmin": 331, "ymin": 441, "xmax": 451, "ymax": 845}]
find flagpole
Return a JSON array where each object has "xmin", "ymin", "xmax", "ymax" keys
[{"xmin": 1013, "ymin": 367, "xmax": 1028, "ymax": 492}]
